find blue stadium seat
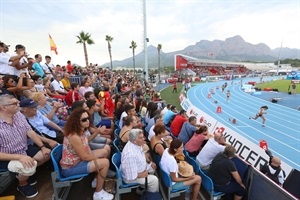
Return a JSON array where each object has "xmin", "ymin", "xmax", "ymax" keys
[
  {"xmin": 114, "ymin": 129, "xmax": 120, "ymax": 138},
  {"xmin": 51, "ymin": 144, "xmax": 89, "ymax": 200},
  {"xmin": 158, "ymin": 162, "xmax": 189, "ymax": 200},
  {"xmin": 112, "ymin": 153, "xmax": 139, "ymax": 200},
  {"xmin": 198, "ymin": 167, "xmax": 225, "ymax": 200},
  {"xmin": 113, "ymin": 138, "xmax": 121, "ymax": 153}
]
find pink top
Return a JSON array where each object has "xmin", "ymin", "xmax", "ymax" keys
[
  {"xmin": 185, "ymin": 133, "xmax": 206, "ymax": 153},
  {"xmin": 60, "ymin": 132, "xmax": 90, "ymax": 169}
]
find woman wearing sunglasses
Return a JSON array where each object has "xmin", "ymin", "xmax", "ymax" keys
[{"xmin": 60, "ymin": 107, "xmax": 114, "ymax": 200}]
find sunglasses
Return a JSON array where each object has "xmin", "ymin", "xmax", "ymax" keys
[{"xmin": 81, "ymin": 117, "xmax": 89, "ymax": 122}]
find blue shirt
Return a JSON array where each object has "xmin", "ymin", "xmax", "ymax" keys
[
  {"xmin": 26, "ymin": 110, "xmax": 56, "ymax": 138},
  {"xmin": 178, "ymin": 122, "xmax": 198, "ymax": 144},
  {"xmin": 32, "ymin": 62, "xmax": 45, "ymax": 77},
  {"xmin": 38, "ymin": 104, "xmax": 59, "ymax": 124},
  {"xmin": 163, "ymin": 110, "xmax": 176, "ymax": 125}
]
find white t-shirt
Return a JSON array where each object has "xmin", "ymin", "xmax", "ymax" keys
[
  {"xmin": 51, "ymin": 79, "xmax": 65, "ymax": 93},
  {"xmin": 160, "ymin": 148, "xmax": 178, "ymax": 185},
  {"xmin": 0, "ymin": 52, "xmax": 14, "ymax": 75},
  {"xmin": 10, "ymin": 53, "xmax": 28, "ymax": 77},
  {"xmin": 196, "ymin": 138, "xmax": 226, "ymax": 167},
  {"xmin": 119, "ymin": 111, "xmax": 128, "ymax": 128},
  {"xmin": 148, "ymin": 125, "xmax": 155, "ymax": 141},
  {"xmin": 42, "ymin": 63, "xmax": 55, "ymax": 77}
]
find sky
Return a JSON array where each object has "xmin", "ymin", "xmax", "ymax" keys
[{"xmin": 0, "ymin": 0, "xmax": 299, "ymax": 67}]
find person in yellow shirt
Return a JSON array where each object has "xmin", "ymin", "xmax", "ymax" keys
[{"xmin": 61, "ymin": 72, "xmax": 71, "ymax": 91}]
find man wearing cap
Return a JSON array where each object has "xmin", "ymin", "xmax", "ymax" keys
[
  {"xmin": 10, "ymin": 44, "xmax": 33, "ymax": 77},
  {"xmin": 20, "ymin": 98, "xmax": 64, "ymax": 143},
  {"xmin": 0, "ymin": 94, "xmax": 51, "ymax": 198}
]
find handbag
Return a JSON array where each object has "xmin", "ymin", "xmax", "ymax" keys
[{"xmin": 140, "ymin": 177, "xmax": 162, "ymax": 200}]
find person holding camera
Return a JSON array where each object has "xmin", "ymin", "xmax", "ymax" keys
[{"xmin": 260, "ymin": 150, "xmax": 286, "ymax": 186}]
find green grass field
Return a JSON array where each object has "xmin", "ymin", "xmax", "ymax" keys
[
  {"xmin": 255, "ymin": 80, "xmax": 300, "ymax": 93},
  {"xmin": 160, "ymin": 83, "xmax": 183, "ymax": 109}
]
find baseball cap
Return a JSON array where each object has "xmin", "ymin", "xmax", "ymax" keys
[
  {"xmin": 8, "ymin": 160, "xmax": 37, "ymax": 176},
  {"xmin": 19, "ymin": 98, "xmax": 38, "ymax": 108}
]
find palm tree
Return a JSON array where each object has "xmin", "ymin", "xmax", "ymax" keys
[
  {"xmin": 105, "ymin": 35, "xmax": 113, "ymax": 70},
  {"xmin": 76, "ymin": 31, "xmax": 94, "ymax": 67},
  {"xmin": 157, "ymin": 44, "xmax": 162, "ymax": 83},
  {"xmin": 129, "ymin": 40, "xmax": 137, "ymax": 77}
]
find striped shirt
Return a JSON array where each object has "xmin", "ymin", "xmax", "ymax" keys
[
  {"xmin": 0, "ymin": 112, "xmax": 32, "ymax": 155},
  {"xmin": 120, "ymin": 141, "xmax": 147, "ymax": 181}
]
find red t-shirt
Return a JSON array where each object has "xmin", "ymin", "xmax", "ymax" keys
[
  {"xmin": 67, "ymin": 64, "xmax": 73, "ymax": 73},
  {"xmin": 65, "ymin": 90, "xmax": 81, "ymax": 107},
  {"xmin": 170, "ymin": 115, "xmax": 187, "ymax": 137}
]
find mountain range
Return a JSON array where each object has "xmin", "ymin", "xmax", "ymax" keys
[{"xmin": 102, "ymin": 35, "xmax": 300, "ymax": 68}]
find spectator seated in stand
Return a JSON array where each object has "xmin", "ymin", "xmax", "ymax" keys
[
  {"xmin": 120, "ymin": 129, "xmax": 159, "ymax": 194},
  {"xmin": 71, "ymin": 100, "xmax": 112, "ymax": 151},
  {"xmin": 170, "ymin": 109, "xmax": 188, "ymax": 137},
  {"xmin": 59, "ymin": 108, "xmax": 114, "ymax": 200},
  {"xmin": 30, "ymin": 92, "xmax": 67, "ymax": 128},
  {"xmin": 178, "ymin": 116, "xmax": 200, "ymax": 145},
  {"xmin": 64, "ymin": 82, "xmax": 82, "ymax": 107},
  {"xmin": 160, "ymin": 138, "xmax": 201, "ymax": 200},
  {"xmin": 163, "ymin": 105, "xmax": 178, "ymax": 127},
  {"xmin": 117, "ymin": 115, "xmax": 138, "ymax": 152},
  {"xmin": 207, "ymin": 146, "xmax": 246, "ymax": 200},
  {"xmin": 85, "ymin": 92, "xmax": 112, "ymax": 129},
  {"xmin": 0, "ymin": 94, "xmax": 51, "ymax": 198},
  {"xmin": 260, "ymin": 155, "xmax": 286, "ymax": 186},
  {"xmin": 196, "ymin": 131, "xmax": 229, "ymax": 170},
  {"xmin": 185, "ymin": 125, "xmax": 213, "ymax": 157},
  {"xmin": 51, "ymin": 73, "xmax": 68, "ymax": 96},
  {"xmin": 20, "ymin": 98, "xmax": 64, "ymax": 143}
]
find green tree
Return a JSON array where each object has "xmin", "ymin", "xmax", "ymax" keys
[
  {"xmin": 105, "ymin": 35, "xmax": 113, "ymax": 70},
  {"xmin": 76, "ymin": 31, "xmax": 94, "ymax": 67},
  {"xmin": 129, "ymin": 40, "xmax": 137, "ymax": 76},
  {"xmin": 157, "ymin": 44, "xmax": 162, "ymax": 82}
]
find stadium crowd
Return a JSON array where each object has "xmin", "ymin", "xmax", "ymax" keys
[{"xmin": 1, "ymin": 42, "xmax": 283, "ymax": 200}]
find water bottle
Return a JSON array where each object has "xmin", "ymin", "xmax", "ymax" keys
[{"xmin": 185, "ymin": 186, "xmax": 190, "ymax": 200}]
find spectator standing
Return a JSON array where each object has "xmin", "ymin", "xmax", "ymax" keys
[
  {"xmin": 66, "ymin": 60, "xmax": 73, "ymax": 73},
  {"xmin": 31, "ymin": 54, "xmax": 45, "ymax": 78},
  {"xmin": 42, "ymin": 55, "xmax": 55, "ymax": 78}
]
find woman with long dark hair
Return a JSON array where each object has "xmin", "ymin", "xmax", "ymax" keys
[{"xmin": 60, "ymin": 108, "xmax": 114, "ymax": 200}]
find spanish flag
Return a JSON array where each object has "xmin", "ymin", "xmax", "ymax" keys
[{"xmin": 49, "ymin": 34, "xmax": 58, "ymax": 55}]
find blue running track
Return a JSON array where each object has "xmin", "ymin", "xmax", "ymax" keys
[{"xmin": 187, "ymin": 77, "xmax": 300, "ymax": 171}]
